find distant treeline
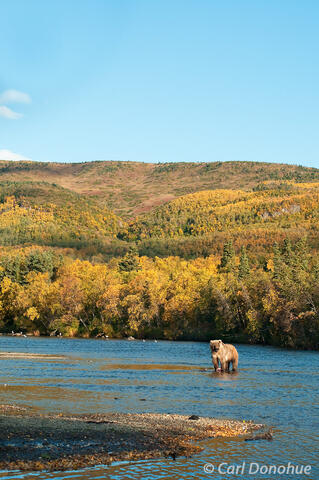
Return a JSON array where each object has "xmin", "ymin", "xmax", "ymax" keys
[{"xmin": 0, "ymin": 239, "xmax": 318, "ymax": 350}]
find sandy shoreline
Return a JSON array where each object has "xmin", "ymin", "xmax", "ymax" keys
[
  {"xmin": 0, "ymin": 404, "xmax": 262, "ymax": 472},
  {"xmin": 0, "ymin": 352, "xmax": 66, "ymax": 359}
]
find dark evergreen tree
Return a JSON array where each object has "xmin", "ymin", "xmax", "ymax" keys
[
  {"xmin": 294, "ymin": 236, "xmax": 309, "ymax": 271},
  {"xmin": 238, "ymin": 246, "xmax": 250, "ymax": 279},
  {"xmin": 272, "ymin": 242, "xmax": 282, "ymax": 280},
  {"xmin": 282, "ymin": 238, "xmax": 293, "ymax": 266},
  {"xmin": 219, "ymin": 241, "xmax": 235, "ymax": 272},
  {"xmin": 118, "ymin": 245, "xmax": 141, "ymax": 272}
]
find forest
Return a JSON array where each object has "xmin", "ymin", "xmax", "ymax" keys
[
  {"xmin": 0, "ymin": 161, "xmax": 318, "ymax": 349},
  {"xmin": 0, "ymin": 238, "xmax": 318, "ymax": 349}
]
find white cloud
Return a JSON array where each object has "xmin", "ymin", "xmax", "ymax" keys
[
  {"xmin": 0, "ymin": 149, "xmax": 31, "ymax": 161},
  {"xmin": 0, "ymin": 105, "xmax": 23, "ymax": 119},
  {"xmin": 0, "ymin": 89, "xmax": 31, "ymax": 120},
  {"xmin": 0, "ymin": 89, "xmax": 31, "ymax": 104}
]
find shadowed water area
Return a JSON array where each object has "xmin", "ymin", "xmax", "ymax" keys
[{"xmin": 0, "ymin": 337, "xmax": 318, "ymax": 479}]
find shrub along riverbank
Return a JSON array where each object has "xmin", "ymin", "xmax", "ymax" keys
[{"xmin": 0, "ymin": 238, "xmax": 318, "ymax": 350}]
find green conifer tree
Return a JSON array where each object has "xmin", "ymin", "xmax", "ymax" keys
[
  {"xmin": 219, "ymin": 240, "xmax": 235, "ymax": 272},
  {"xmin": 238, "ymin": 246, "xmax": 250, "ymax": 279},
  {"xmin": 272, "ymin": 242, "xmax": 282, "ymax": 279},
  {"xmin": 282, "ymin": 238, "xmax": 293, "ymax": 266},
  {"xmin": 118, "ymin": 245, "xmax": 141, "ymax": 272},
  {"xmin": 294, "ymin": 236, "xmax": 309, "ymax": 271}
]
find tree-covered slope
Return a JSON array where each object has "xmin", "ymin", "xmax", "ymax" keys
[
  {"xmin": 118, "ymin": 182, "xmax": 319, "ymax": 258},
  {"xmin": 0, "ymin": 181, "xmax": 125, "ymax": 248},
  {"xmin": 122, "ymin": 182, "xmax": 319, "ymax": 239}
]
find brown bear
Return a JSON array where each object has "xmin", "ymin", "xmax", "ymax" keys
[{"xmin": 210, "ymin": 339, "xmax": 238, "ymax": 372}]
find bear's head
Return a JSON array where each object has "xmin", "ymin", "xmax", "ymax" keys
[{"xmin": 210, "ymin": 339, "xmax": 223, "ymax": 352}]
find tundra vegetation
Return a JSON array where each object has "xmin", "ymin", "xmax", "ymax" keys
[{"xmin": 0, "ymin": 161, "xmax": 319, "ymax": 349}]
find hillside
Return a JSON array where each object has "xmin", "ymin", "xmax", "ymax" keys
[
  {"xmin": 1, "ymin": 160, "xmax": 319, "ymax": 259},
  {"xmin": 0, "ymin": 181, "xmax": 124, "ymax": 249},
  {"xmin": 0, "ymin": 160, "xmax": 319, "ymax": 217},
  {"xmin": 122, "ymin": 182, "xmax": 319, "ymax": 257}
]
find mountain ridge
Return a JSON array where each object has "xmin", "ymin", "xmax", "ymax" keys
[{"xmin": 0, "ymin": 160, "xmax": 318, "ymax": 218}]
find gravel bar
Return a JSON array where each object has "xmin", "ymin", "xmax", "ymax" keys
[{"xmin": 0, "ymin": 404, "xmax": 263, "ymax": 472}]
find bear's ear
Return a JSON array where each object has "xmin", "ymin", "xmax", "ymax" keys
[{"xmin": 219, "ymin": 340, "xmax": 222, "ymax": 344}]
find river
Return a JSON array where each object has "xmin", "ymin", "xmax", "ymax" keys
[{"xmin": 0, "ymin": 337, "xmax": 318, "ymax": 479}]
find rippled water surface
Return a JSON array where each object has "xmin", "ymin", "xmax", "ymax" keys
[{"xmin": 0, "ymin": 337, "xmax": 318, "ymax": 479}]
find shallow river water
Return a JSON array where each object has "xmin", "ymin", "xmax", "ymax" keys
[{"xmin": 0, "ymin": 337, "xmax": 318, "ymax": 480}]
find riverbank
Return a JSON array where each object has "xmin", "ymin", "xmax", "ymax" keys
[
  {"xmin": 2, "ymin": 333, "xmax": 318, "ymax": 354},
  {"xmin": 0, "ymin": 405, "xmax": 261, "ymax": 472}
]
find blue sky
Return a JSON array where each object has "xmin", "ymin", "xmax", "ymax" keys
[{"xmin": 0, "ymin": 0, "xmax": 318, "ymax": 166}]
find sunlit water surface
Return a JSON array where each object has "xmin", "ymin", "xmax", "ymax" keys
[{"xmin": 0, "ymin": 337, "xmax": 318, "ymax": 479}]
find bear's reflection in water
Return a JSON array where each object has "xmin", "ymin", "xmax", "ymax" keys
[{"xmin": 209, "ymin": 369, "xmax": 239, "ymax": 380}]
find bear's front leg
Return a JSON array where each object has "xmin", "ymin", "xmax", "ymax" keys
[{"xmin": 213, "ymin": 356, "xmax": 219, "ymax": 371}]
